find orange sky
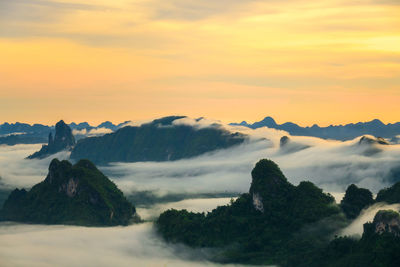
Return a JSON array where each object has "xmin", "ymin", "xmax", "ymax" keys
[{"xmin": 0, "ymin": 0, "xmax": 399, "ymax": 126}]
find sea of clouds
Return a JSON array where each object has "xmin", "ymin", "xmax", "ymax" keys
[{"xmin": 1, "ymin": 118, "xmax": 400, "ymax": 266}]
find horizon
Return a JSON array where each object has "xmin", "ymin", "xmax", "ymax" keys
[{"xmin": 0, "ymin": 115, "xmax": 398, "ymax": 128}]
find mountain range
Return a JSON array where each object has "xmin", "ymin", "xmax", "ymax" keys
[
  {"xmin": 0, "ymin": 120, "xmax": 127, "ymax": 146},
  {"xmin": 231, "ymin": 117, "xmax": 400, "ymax": 141},
  {"xmin": 2, "ymin": 117, "xmax": 400, "ymax": 145},
  {"xmin": 157, "ymin": 159, "xmax": 400, "ymax": 266}
]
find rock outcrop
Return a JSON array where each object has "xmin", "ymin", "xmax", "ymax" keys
[
  {"xmin": 357, "ymin": 135, "xmax": 389, "ymax": 156},
  {"xmin": 156, "ymin": 159, "xmax": 340, "ymax": 265},
  {"xmin": 28, "ymin": 120, "xmax": 75, "ymax": 159},
  {"xmin": 363, "ymin": 210, "xmax": 400, "ymax": 238},
  {"xmin": 372, "ymin": 210, "xmax": 400, "ymax": 236},
  {"xmin": 359, "ymin": 135, "xmax": 389, "ymax": 146},
  {"xmin": 0, "ymin": 159, "xmax": 135, "ymax": 226},
  {"xmin": 279, "ymin": 135, "xmax": 310, "ymax": 154}
]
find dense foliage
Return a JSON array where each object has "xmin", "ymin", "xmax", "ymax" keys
[
  {"xmin": 311, "ymin": 210, "xmax": 400, "ymax": 267},
  {"xmin": 341, "ymin": 184, "xmax": 374, "ymax": 219},
  {"xmin": 156, "ymin": 159, "xmax": 342, "ymax": 265},
  {"xmin": 0, "ymin": 159, "xmax": 135, "ymax": 226},
  {"xmin": 70, "ymin": 116, "xmax": 246, "ymax": 164},
  {"xmin": 376, "ymin": 181, "xmax": 400, "ymax": 203},
  {"xmin": 156, "ymin": 159, "xmax": 400, "ymax": 266}
]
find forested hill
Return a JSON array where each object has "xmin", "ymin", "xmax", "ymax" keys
[{"xmin": 70, "ymin": 116, "xmax": 246, "ymax": 165}]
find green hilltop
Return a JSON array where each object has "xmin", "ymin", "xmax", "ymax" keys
[{"xmin": 0, "ymin": 159, "xmax": 136, "ymax": 226}]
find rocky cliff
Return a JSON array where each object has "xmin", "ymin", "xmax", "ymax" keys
[
  {"xmin": 0, "ymin": 159, "xmax": 135, "ymax": 226},
  {"xmin": 28, "ymin": 120, "xmax": 75, "ymax": 159}
]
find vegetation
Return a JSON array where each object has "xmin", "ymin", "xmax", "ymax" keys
[
  {"xmin": 341, "ymin": 184, "xmax": 374, "ymax": 219},
  {"xmin": 0, "ymin": 159, "xmax": 135, "ymax": 226},
  {"xmin": 156, "ymin": 159, "xmax": 343, "ymax": 265},
  {"xmin": 312, "ymin": 210, "xmax": 400, "ymax": 267},
  {"xmin": 376, "ymin": 181, "xmax": 400, "ymax": 204},
  {"xmin": 156, "ymin": 159, "xmax": 400, "ymax": 266},
  {"xmin": 70, "ymin": 116, "xmax": 246, "ymax": 164}
]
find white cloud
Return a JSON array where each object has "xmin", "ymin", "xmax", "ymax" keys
[
  {"xmin": 137, "ymin": 198, "xmax": 233, "ymax": 221},
  {"xmin": 2, "ymin": 121, "xmax": 400, "ymax": 266},
  {"xmin": 0, "ymin": 132, "xmax": 27, "ymax": 138},
  {"xmin": 339, "ymin": 203, "xmax": 400, "ymax": 237},
  {"xmin": 0, "ymin": 144, "xmax": 70, "ymax": 189},
  {"xmin": 101, "ymin": 124, "xmax": 400, "ymax": 199},
  {"xmin": 0, "ymin": 222, "xmax": 249, "ymax": 267},
  {"xmin": 72, "ymin": 127, "xmax": 113, "ymax": 137},
  {"xmin": 171, "ymin": 117, "xmax": 223, "ymax": 130}
]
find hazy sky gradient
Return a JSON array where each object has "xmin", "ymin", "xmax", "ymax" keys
[{"xmin": 0, "ymin": 0, "xmax": 399, "ymax": 126}]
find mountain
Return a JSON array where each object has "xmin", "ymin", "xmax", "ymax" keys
[
  {"xmin": 0, "ymin": 122, "xmax": 51, "ymax": 145},
  {"xmin": 0, "ymin": 159, "xmax": 135, "ymax": 226},
  {"xmin": 0, "ymin": 121, "xmax": 120, "ymax": 146},
  {"xmin": 231, "ymin": 117, "xmax": 400, "ymax": 141},
  {"xmin": 70, "ymin": 116, "xmax": 247, "ymax": 165},
  {"xmin": 156, "ymin": 160, "xmax": 400, "ymax": 266},
  {"xmin": 315, "ymin": 210, "xmax": 400, "ymax": 267},
  {"xmin": 28, "ymin": 120, "xmax": 76, "ymax": 159},
  {"xmin": 376, "ymin": 181, "xmax": 400, "ymax": 204},
  {"xmin": 340, "ymin": 184, "xmax": 374, "ymax": 219},
  {"xmin": 156, "ymin": 159, "xmax": 342, "ymax": 265}
]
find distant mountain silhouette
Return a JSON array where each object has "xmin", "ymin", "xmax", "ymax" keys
[
  {"xmin": 27, "ymin": 120, "xmax": 76, "ymax": 159},
  {"xmin": 0, "ymin": 121, "xmax": 123, "ymax": 145},
  {"xmin": 231, "ymin": 117, "xmax": 400, "ymax": 141}
]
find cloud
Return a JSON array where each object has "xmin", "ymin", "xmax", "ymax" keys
[
  {"xmin": 0, "ymin": 132, "xmax": 26, "ymax": 138},
  {"xmin": 101, "ymin": 123, "xmax": 400, "ymax": 199},
  {"xmin": 72, "ymin": 127, "xmax": 113, "ymax": 137},
  {"xmin": 0, "ymin": 222, "xmax": 249, "ymax": 267},
  {"xmin": 149, "ymin": 0, "xmax": 259, "ymax": 21},
  {"xmin": 137, "ymin": 198, "xmax": 233, "ymax": 221},
  {"xmin": 171, "ymin": 117, "xmax": 223, "ymax": 129},
  {"xmin": 119, "ymin": 119, "xmax": 154, "ymax": 128},
  {"xmin": 3, "ymin": 121, "xmax": 400, "ymax": 201},
  {"xmin": 0, "ymin": 144, "xmax": 70, "ymax": 189},
  {"xmin": 2, "ymin": 122, "xmax": 400, "ymax": 266},
  {"xmin": 339, "ymin": 203, "xmax": 400, "ymax": 237},
  {"xmin": 0, "ymin": 0, "xmax": 109, "ymax": 24}
]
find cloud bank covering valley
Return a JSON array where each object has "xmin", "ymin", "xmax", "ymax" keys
[
  {"xmin": 1, "ymin": 119, "xmax": 400, "ymax": 266},
  {"xmin": 1, "ymin": 119, "xmax": 400, "ymax": 199}
]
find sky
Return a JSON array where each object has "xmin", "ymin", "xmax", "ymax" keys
[{"xmin": 0, "ymin": 0, "xmax": 399, "ymax": 126}]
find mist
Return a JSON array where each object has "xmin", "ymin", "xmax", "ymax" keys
[
  {"xmin": 0, "ymin": 197, "xmax": 253, "ymax": 267},
  {"xmin": 339, "ymin": 203, "xmax": 400, "ymax": 237},
  {"xmin": 1, "ymin": 120, "xmax": 400, "ymax": 266},
  {"xmin": 0, "ymin": 222, "xmax": 252, "ymax": 267},
  {"xmin": 100, "ymin": 123, "xmax": 400, "ymax": 200},
  {"xmin": 0, "ymin": 144, "xmax": 70, "ymax": 190},
  {"xmin": 2, "ymin": 121, "xmax": 400, "ymax": 200}
]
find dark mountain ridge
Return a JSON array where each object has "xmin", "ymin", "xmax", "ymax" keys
[
  {"xmin": 27, "ymin": 120, "xmax": 76, "ymax": 159},
  {"xmin": 0, "ymin": 120, "xmax": 123, "ymax": 145},
  {"xmin": 231, "ymin": 117, "xmax": 400, "ymax": 141},
  {"xmin": 0, "ymin": 159, "xmax": 135, "ymax": 226},
  {"xmin": 70, "ymin": 116, "xmax": 246, "ymax": 165},
  {"xmin": 156, "ymin": 159, "xmax": 400, "ymax": 266}
]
